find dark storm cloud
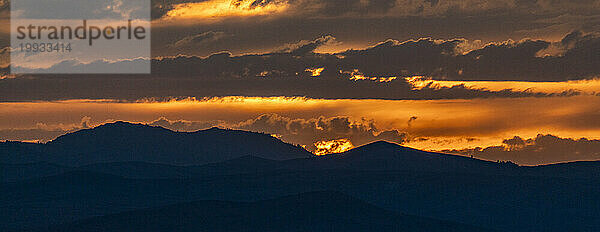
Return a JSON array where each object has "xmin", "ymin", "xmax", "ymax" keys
[
  {"xmin": 171, "ymin": 31, "xmax": 229, "ymax": 48},
  {"xmin": 279, "ymin": 35, "xmax": 337, "ymax": 55},
  {"xmin": 0, "ymin": 74, "xmax": 572, "ymax": 101},
  {"xmin": 296, "ymin": 0, "xmax": 398, "ymax": 16},
  {"xmin": 337, "ymin": 31, "xmax": 600, "ymax": 81},
  {"xmin": 448, "ymin": 31, "xmax": 600, "ymax": 81},
  {"xmin": 445, "ymin": 134, "xmax": 600, "ymax": 165},
  {"xmin": 0, "ymin": 34, "xmax": 585, "ymax": 101}
]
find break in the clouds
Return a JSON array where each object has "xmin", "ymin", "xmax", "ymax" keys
[
  {"xmin": 235, "ymin": 114, "xmax": 408, "ymax": 151},
  {"xmin": 446, "ymin": 134, "xmax": 600, "ymax": 165},
  {"xmin": 149, "ymin": 114, "xmax": 408, "ymax": 152}
]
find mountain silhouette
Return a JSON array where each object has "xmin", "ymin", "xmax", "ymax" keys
[
  {"xmin": 0, "ymin": 121, "xmax": 312, "ymax": 166},
  {"xmin": 4, "ymin": 166, "xmax": 599, "ymax": 232},
  {"xmin": 4, "ymin": 140, "xmax": 595, "ymax": 182},
  {"xmin": 36, "ymin": 191, "xmax": 490, "ymax": 232},
  {"xmin": 3, "ymin": 124, "xmax": 600, "ymax": 231},
  {"xmin": 2, "ymin": 141, "xmax": 516, "ymax": 182},
  {"xmin": 287, "ymin": 141, "xmax": 513, "ymax": 172}
]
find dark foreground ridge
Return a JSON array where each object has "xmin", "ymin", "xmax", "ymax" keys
[
  {"xmin": 0, "ymin": 121, "xmax": 313, "ymax": 166},
  {"xmin": 35, "ymin": 191, "xmax": 489, "ymax": 232},
  {"xmin": 2, "ymin": 122, "xmax": 600, "ymax": 232}
]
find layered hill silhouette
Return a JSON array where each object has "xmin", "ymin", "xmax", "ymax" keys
[
  {"xmin": 0, "ymin": 121, "xmax": 312, "ymax": 166},
  {"xmin": 35, "ymin": 191, "xmax": 488, "ymax": 232},
  {"xmin": 3, "ymin": 122, "xmax": 600, "ymax": 231},
  {"xmin": 2, "ymin": 141, "xmax": 521, "ymax": 182},
  {"xmin": 1, "ymin": 121, "xmax": 511, "ymax": 170},
  {"xmin": 2, "ymin": 122, "xmax": 598, "ymax": 182}
]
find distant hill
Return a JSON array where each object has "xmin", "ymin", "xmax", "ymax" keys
[
  {"xmin": 0, "ymin": 121, "xmax": 313, "ymax": 166},
  {"xmin": 283, "ymin": 141, "xmax": 516, "ymax": 173},
  {"xmin": 36, "ymin": 191, "xmax": 490, "ymax": 232},
  {"xmin": 6, "ymin": 140, "xmax": 600, "ymax": 182},
  {"xmin": 3, "ymin": 125, "xmax": 600, "ymax": 231},
  {"xmin": 4, "ymin": 167, "xmax": 599, "ymax": 232}
]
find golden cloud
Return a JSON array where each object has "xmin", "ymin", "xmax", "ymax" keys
[
  {"xmin": 163, "ymin": 0, "xmax": 289, "ymax": 20},
  {"xmin": 314, "ymin": 138, "xmax": 354, "ymax": 155}
]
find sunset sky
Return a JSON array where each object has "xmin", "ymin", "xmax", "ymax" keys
[{"xmin": 1, "ymin": 0, "xmax": 600, "ymax": 165}]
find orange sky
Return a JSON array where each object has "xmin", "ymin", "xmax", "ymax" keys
[
  {"xmin": 406, "ymin": 77, "xmax": 600, "ymax": 94},
  {"xmin": 2, "ymin": 0, "xmax": 600, "ymax": 160},
  {"xmin": 1, "ymin": 94, "xmax": 599, "ymax": 153}
]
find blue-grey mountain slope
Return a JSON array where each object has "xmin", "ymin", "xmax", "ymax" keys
[{"xmin": 0, "ymin": 121, "xmax": 312, "ymax": 166}]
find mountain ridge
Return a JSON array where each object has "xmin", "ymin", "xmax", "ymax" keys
[
  {"xmin": 3, "ymin": 121, "xmax": 600, "ymax": 182},
  {"xmin": 35, "ymin": 191, "xmax": 491, "ymax": 232},
  {"xmin": 0, "ymin": 121, "xmax": 313, "ymax": 166}
]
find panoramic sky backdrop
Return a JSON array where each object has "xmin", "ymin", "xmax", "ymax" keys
[{"xmin": 1, "ymin": 0, "xmax": 600, "ymax": 165}]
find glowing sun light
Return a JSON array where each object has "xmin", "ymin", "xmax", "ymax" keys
[
  {"xmin": 314, "ymin": 138, "xmax": 354, "ymax": 156},
  {"xmin": 164, "ymin": 0, "xmax": 289, "ymax": 20}
]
